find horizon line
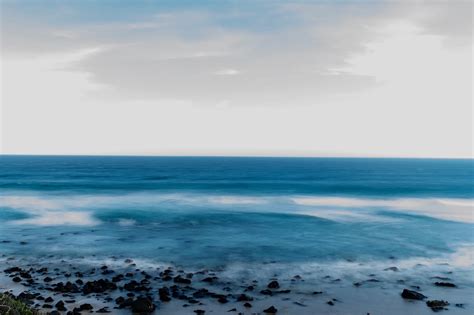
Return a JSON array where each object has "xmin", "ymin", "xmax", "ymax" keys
[{"xmin": 1, "ymin": 153, "xmax": 473, "ymax": 160}]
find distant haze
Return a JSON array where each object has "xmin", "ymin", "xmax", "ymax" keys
[{"xmin": 1, "ymin": 0, "xmax": 472, "ymax": 158}]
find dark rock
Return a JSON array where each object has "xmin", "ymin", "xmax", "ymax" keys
[
  {"xmin": 80, "ymin": 303, "xmax": 93, "ymax": 311},
  {"xmin": 327, "ymin": 301, "xmax": 334, "ymax": 306},
  {"xmin": 227, "ymin": 308, "xmax": 237, "ymax": 312},
  {"xmin": 82, "ymin": 279, "xmax": 117, "ymax": 294},
  {"xmin": 174, "ymin": 275, "xmax": 191, "ymax": 284},
  {"xmin": 193, "ymin": 288, "xmax": 210, "ymax": 299},
  {"xmin": 45, "ymin": 297, "xmax": 54, "ymax": 303},
  {"xmin": 401, "ymin": 289, "xmax": 427, "ymax": 300},
  {"xmin": 426, "ymin": 300, "xmax": 449, "ymax": 311},
  {"xmin": 52, "ymin": 281, "xmax": 80, "ymax": 293},
  {"xmin": 44, "ymin": 276, "xmax": 53, "ymax": 282},
  {"xmin": 267, "ymin": 280, "xmax": 280, "ymax": 289},
  {"xmin": 56, "ymin": 300, "xmax": 67, "ymax": 311},
  {"xmin": 434, "ymin": 282, "xmax": 456, "ymax": 288},
  {"xmin": 243, "ymin": 302, "xmax": 252, "ymax": 308},
  {"xmin": 194, "ymin": 310, "xmax": 205, "ymax": 315},
  {"xmin": 43, "ymin": 304, "xmax": 53, "ymax": 308},
  {"xmin": 96, "ymin": 307, "xmax": 111, "ymax": 313},
  {"xmin": 384, "ymin": 267, "xmax": 399, "ymax": 272},
  {"xmin": 313, "ymin": 291, "xmax": 323, "ymax": 294},
  {"xmin": 237, "ymin": 294, "xmax": 253, "ymax": 302},
  {"xmin": 277, "ymin": 289, "xmax": 291, "ymax": 294},
  {"xmin": 260, "ymin": 289, "xmax": 273, "ymax": 296},
  {"xmin": 12, "ymin": 276, "xmax": 22, "ymax": 282},
  {"xmin": 218, "ymin": 296, "xmax": 228, "ymax": 303},
  {"xmin": 202, "ymin": 276, "xmax": 217, "ymax": 283},
  {"xmin": 124, "ymin": 280, "xmax": 149, "ymax": 292},
  {"xmin": 159, "ymin": 287, "xmax": 171, "ymax": 302},
  {"xmin": 131, "ymin": 297, "xmax": 155, "ymax": 313},
  {"xmin": 263, "ymin": 305, "xmax": 278, "ymax": 313},
  {"xmin": 4, "ymin": 267, "xmax": 22, "ymax": 273},
  {"xmin": 18, "ymin": 292, "xmax": 36, "ymax": 301}
]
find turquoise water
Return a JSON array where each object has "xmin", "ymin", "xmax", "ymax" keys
[{"xmin": 0, "ymin": 156, "xmax": 473, "ymax": 269}]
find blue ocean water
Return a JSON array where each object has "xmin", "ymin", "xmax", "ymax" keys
[{"xmin": 0, "ymin": 156, "xmax": 473, "ymax": 270}]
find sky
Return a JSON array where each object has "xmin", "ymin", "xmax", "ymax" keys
[{"xmin": 1, "ymin": 0, "xmax": 472, "ymax": 158}]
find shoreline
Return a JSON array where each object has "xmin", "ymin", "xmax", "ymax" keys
[{"xmin": 1, "ymin": 256, "xmax": 472, "ymax": 315}]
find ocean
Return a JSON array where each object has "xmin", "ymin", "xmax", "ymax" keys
[{"xmin": 0, "ymin": 156, "xmax": 473, "ymax": 314}]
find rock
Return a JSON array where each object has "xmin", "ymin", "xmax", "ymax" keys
[
  {"xmin": 193, "ymin": 288, "xmax": 210, "ymax": 299},
  {"xmin": 434, "ymin": 282, "xmax": 456, "ymax": 288},
  {"xmin": 218, "ymin": 296, "xmax": 228, "ymax": 303},
  {"xmin": 260, "ymin": 289, "xmax": 273, "ymax": 296},
  {"xmin": 82, "ymin": 279, "xmax": 117, "ymax": 294},
  {"xmin": 159, "ymin": 287, "xmax": 171, "ymax": 302},
  {"xmin": 201, "ymin": 277, "xmax": 216, "ymax": 283},
  {"xmin": 44, "ymin": 276, "xmax": 53, "ymax": 282},
  {"xmin": 267, "ymin": 280, "xmax": 280, "ymax": 289},
  {"xmin": 401, "ymin": 289, "xmax": 427, "ymax": 300},
  {"xmin": 45, "ymin": 297, "xmax": 54, "ymax": 303},
  {"xmin": 56, "ymin": 300, "xmax": 67, "ymax": 311},
  {"xmin": 426, "ymin": 300, "xmax": 449, "ymax": 311},
  {"xmin": 327, "ymin": 301, "xmax": 334, "ymax": 306},
  {"xmin": 12, "ymin": 276, "xmax": 22, "ymax": 282},
  {"xmin": 4, "ymin": 267, "xmax": 22, "ymax": 273},
  {"xmin": 131, "ymin": 297, "xmax": 155, "ymax": 313},
  {"xmin": 194, "ymin": 310, "xmax": 205, "ymax": 315},
  {"xmin": 263, "ymin": 305, "xmax": 278, "ymax": 313},
  {"xmin": 52, "ymin": 281, "xmax": 80, "ymax": 293},
  {"xmin": 80, "ymin": 303, "xmax": 93, "ymax": 311},
  {"xmin": 384, "ymin": 267, "xmax": 399, "ymax": 272},
  {"xmin": 96, "ymin": 307, "xmax": 111, "ymax": 313},
  {"xmin": 237, "ymin": 293, "xmax": 253, "ymax": 302},
  {"xmin": 244, "ymin": 302, "xmax": 252, "ymax": 308},
  {"xmin": 123, "ymin": 280, "xmax": 149, "ymax": 292},
  {"xmin": 227, "ymin": 308, "xmax": 237, "ymax": 312},
  {"xmin": 17, "ymin": 292, "xmax": 35, "ymax": 301}
]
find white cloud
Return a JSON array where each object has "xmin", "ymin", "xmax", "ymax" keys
[{"xmin": 1, "ymin": 1, "xmax": 472, "ymax": 157}]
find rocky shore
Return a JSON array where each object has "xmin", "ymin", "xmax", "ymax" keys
[{"xmin": 0, "ymin": 256, "xmax": 471, "ymax": 315}]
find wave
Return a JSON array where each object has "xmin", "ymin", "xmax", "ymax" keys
[
  {"xmin": 292, "ymin": 197, "xmax": 474, "ymax": 223},
  {"xmin": 1, "ymin": 192, "xmax": 472, "ymax": 226}
]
